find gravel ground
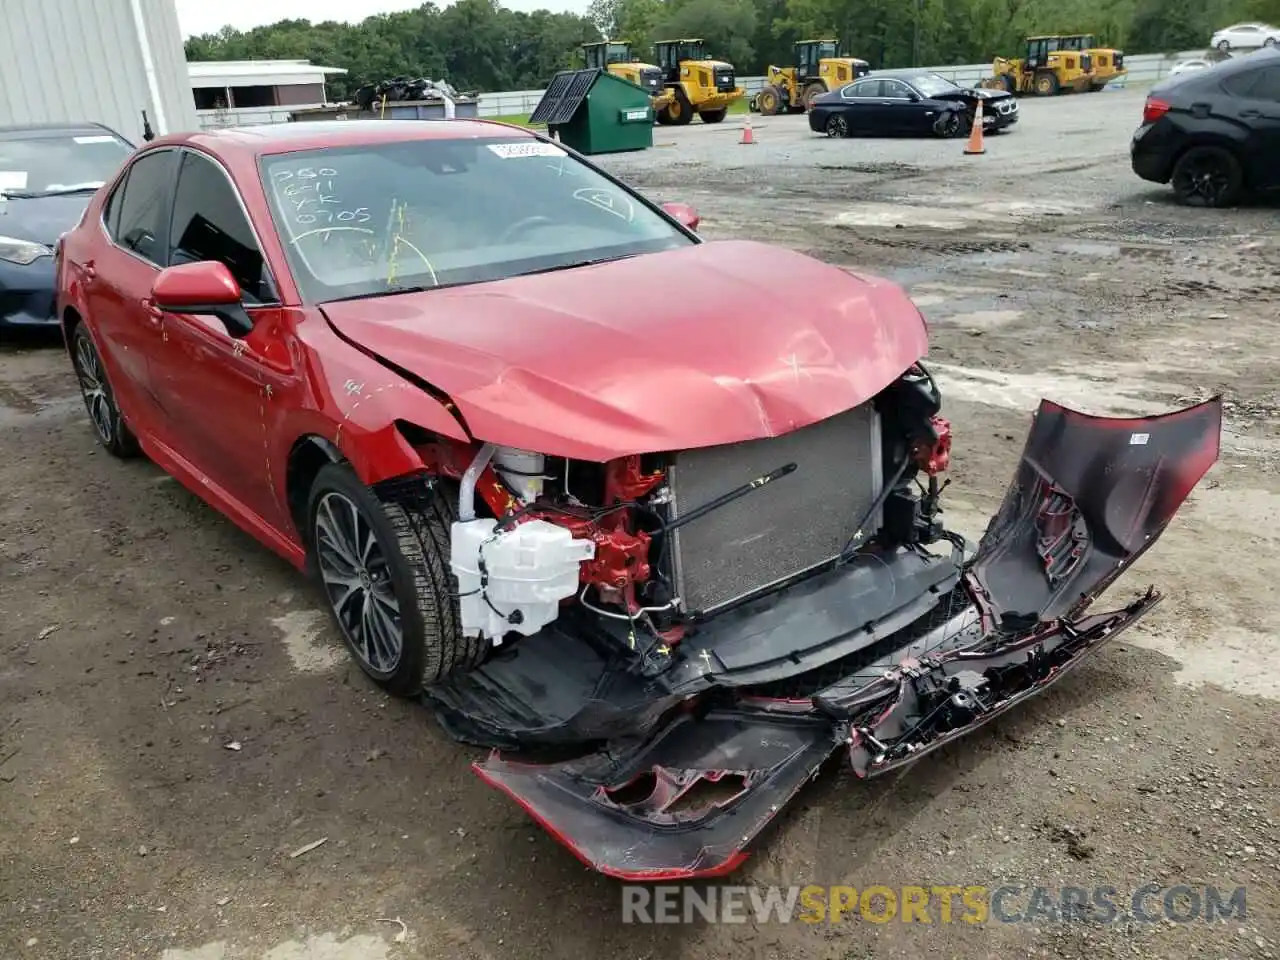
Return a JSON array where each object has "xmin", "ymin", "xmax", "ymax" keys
[{"xmin": 2, "ymin": 87, "xmax": 1278, "ymax": 960}]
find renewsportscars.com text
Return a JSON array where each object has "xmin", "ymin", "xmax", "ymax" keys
[{"xmin": 621, "ymin": 884, "xmax": 1247, "ymax": 925}]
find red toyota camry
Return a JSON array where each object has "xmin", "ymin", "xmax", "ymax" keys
[{"xmin": 55, "ymin": 119, "xmax": 1221, "ymax": 879}]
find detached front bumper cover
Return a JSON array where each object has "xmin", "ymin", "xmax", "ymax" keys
[{"xmin": 474, "ymin": 397, "xmax": 1223, "ymax": 879}]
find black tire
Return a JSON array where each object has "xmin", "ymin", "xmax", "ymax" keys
[
  {"xmin": 1217, "ymin": 39, "xmax": 1231, "ymax": 52},
  {"xmin": 70, "ymin": 323, "xmax": 139, "ymax": 458},
  {"xmin": 700, "ymin": 108, "xmax": 727, "ymax": 124},
  {"xmin": 665, "ymin": 88, "xmax": 694, "ymax": 125},
  {"xmin": 306, "ymin": 463, "xmax": 482, "ymax": 696},
  {"xmin": 1265, "ymin": 37, "xmax": 1276, "ymax": 47},
  {"xmin": 802, "ymin": 82, "xmax": 826, "ymax": 112},
  {"xmin": 756, "ymin": 84, "xmax": 782, "ymax": 116},
  {"xmin": 824, "ymin": 114, "xmax": 850, "ymax": 138},
  {"xmin": 1033, "ymin": 70, "xmax": 1060, "ymax": 96},
  {"xmin": 935, "ymin": 110, "xmax": 964, "ymax": 138},
  {"xmin": 1170, "ymin": 145, "xmax": 1243, "ymax": 208}
]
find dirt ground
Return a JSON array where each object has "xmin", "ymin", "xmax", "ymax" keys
[{"xmin": 2, "ymin": 87, "xmax": 1278, "ymax": 959}]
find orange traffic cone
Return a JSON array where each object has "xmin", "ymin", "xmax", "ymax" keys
[
  {"xmin": 740, "ymin": 117, "xmax": 755, "ymax": 145},
  {"xmin": 964, "ymin": 100, "xmax": 985, "ymax": 155}
]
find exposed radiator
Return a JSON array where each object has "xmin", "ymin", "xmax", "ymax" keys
[{"xmin": 667, "ymin": 404, "xmax": 882, "ymax": 614}]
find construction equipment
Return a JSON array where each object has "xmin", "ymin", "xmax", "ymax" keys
[
  {"xmin": 983, "ymin": 36, "xmax": 1094, "ymax": 95},
  {"xmin": 1056, "ymin": 34, "xmax": 1127, "ymax": 90},
  {"xmin": 582, "ymin": 41, "xmax": 674, "ymax": 116},
  {"xmin": 651, "ymin": 39, "xmax": 745, "ymax": 125},
  {"xmin": 750, "ymin": 40, "xmax": 871, "ymax": 114}
]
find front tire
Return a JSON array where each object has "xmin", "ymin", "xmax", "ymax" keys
[
  {"xmin": 664, "ymin": 89, "xmax": 694, "ymax": 126},
  {"xmin": 1170, "ymin": 145, "xmax": 1243, "ymax": 208},
  {"xmin": 699, "ymin": 108, "xmax": 727, "ymax": 124},
  {"xmin": 307, "ymin": 464, "xmax": 482, "ymax": 695},
  {"xmin": 70, "ymin": 323, "xmax": 139, "ymax": 458}
]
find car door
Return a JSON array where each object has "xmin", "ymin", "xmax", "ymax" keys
[
  {"xmin": 82, "ymin": 147, "xmax": 180, "ymax": 432},
  {"xmin": 149, "ymin": 147, "xmax": 295, "ymax": 531},
  {"xmin": 877, "ymin": 79, "xmax": 930, "ymax": 134},
  {"xmin": 1222, "ymin": 63, "xmax": 1280, "ymax": 190},
  {"xmin": 838, "ymin": 79, "xmax": 881, "ymax": 133}
]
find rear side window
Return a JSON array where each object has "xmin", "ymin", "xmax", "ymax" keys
[
  {"xmin": 1250, "ymin": 66, "xmax": 1280, "ymax": 102},
  {"xmin": 169, "ymin": 151, "xmax": 275, "ymax": 304},
  {"xmin": 110, "ymin": 149, "xmax": 178, "ymax": 265}
]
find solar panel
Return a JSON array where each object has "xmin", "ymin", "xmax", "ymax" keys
[{"xmin": 528, "ymin": 68, "xmax": 599, "ymax": 126}]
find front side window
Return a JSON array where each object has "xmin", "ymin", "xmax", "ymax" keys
[
  {"xmin": 881, "ymin": 80, "xmax": 912, "ymax": 98},
  {"xmin": 111, "ymin": 149, "xmax": 179, "ymax": 265},
  {"xmin": 0, "ymin": 129, "xmax": 133, "ymax": 198},
  {"xmin": 260, "ymin": 137, "xmax": 695, "ymax": 303},
  {"xmin": 169, "ymin": 151, "xmax": 275, "ymax": 304}
]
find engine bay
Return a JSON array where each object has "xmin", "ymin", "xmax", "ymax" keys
[{"xmin": 410, "ymin": 362, "xmax": 954, "ymax": 663}]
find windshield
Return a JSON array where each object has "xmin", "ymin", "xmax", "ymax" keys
[
  {"xmin": 908, "ymin": 73, "xmax": 960, "ymax": 97},
  {"xmin": 0, "ymin": 131, "xmax": 132, "ymax": 196},
  {"xmin": 260, "ymin": 136, "xmax": 695, "ymax": 303},
  {"xmin": 815, "ymin": 42, "xmax": 838, "ymax": 58},
  {"xmin": 606, "ymin": 43, "xmax": 632, "ymax": 63}
]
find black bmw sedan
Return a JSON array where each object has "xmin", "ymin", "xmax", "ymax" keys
[
  {"xmin": 1, "ymin": 123, "xmax": 133, "ymax": 331},
  {"xmin": 808, "ymin": 70, "xmax": 1019, "ymax": 138}
]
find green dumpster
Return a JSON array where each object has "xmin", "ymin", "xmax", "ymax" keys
[{"xmin": 529, "ymin": 68, "xmax": 653, "ymax": 155}]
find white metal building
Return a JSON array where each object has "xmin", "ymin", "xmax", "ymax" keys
[
  {"xmin": 0, "ymin": 0, "xmax": 199, "ymax": 143},
  {"xmin": 190, "ymin": 60, "xmax": 348, "ymax": 128}
]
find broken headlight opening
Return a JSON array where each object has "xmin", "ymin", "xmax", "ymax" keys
[{"xmin": 406, "ymin": 375, "xmax": 1220, "ymax": 881}]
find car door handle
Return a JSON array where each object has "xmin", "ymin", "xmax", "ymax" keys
[
  {"xmin": 1239, "ymin": 109, "xmax": 1262, "ymax": 118},
  {"xmin": 141, "ymin": 298, "xmax": 163, "ymax": 325}
]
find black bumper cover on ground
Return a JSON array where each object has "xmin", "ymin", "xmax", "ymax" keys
[{"xmin": 462, "ymin": 397, "xmax": 1222, "ymax": 879}]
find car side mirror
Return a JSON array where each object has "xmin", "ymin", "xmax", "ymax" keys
[
  {"xmin": 152, "ymin": 261, "xmax": 253, "ymax": 338},
  {"xmin": 661, "ymin": 201, "xmax": 700, "ymax": 231}
]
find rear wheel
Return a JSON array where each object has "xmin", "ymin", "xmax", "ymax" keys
[
  {"xmin": 756, "ymin": 84, "xmax": 781, "ymax": 116},
  {"xmin": 700, "ymin": 108, "xmax": 727, "ymax": 124},
  {"xmin": 1170, "ymin": 145, "xmax": 1243, "ymax": 208},
  {"xmin": 825, "ymin": 114, "xmax": 850, "ymax": 138},
  {"xmin": 1265, "ymin": 37, "xmax": 1276, "ymax": 47},
  {"xmin": 70, "ymin": 324, "xmax": 139, "ymax": 458},
  {"xmin": 307, "ymin": 464, "xmax": 483, "ymax": 695},
  {"xmin": 1217, "ymin": 39, "xmax": 1231, "ymax": 52},
  {"xmin": 1034, "ymin": 71, "xmax": 1059, "ymax": 96}
]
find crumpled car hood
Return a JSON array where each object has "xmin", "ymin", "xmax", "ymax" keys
[{"xmin": 319, "ymin": 239, "xmax": 928, "ymax": 461}]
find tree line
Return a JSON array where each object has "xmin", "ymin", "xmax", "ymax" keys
[{"xmin": 184, "ymin": 0, "xmax": 1280, "ymax": 97}]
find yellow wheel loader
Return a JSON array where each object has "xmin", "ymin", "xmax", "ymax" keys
[
  {"xmin": 582, "ymin": 41, "xmax": 674, "ymax": 116},
  {"xmin": 982, "ymin": 36, "xmax": 1094, "ymax": 95},
  {"xmin": 1057, "ymin": 34, "xmax": 1127, "ymax": 90},
  {"xmin": 751, "ymin": 40, "xmax": 871, "ymax": 115},
  {"xmin": 651, "ymin": 39, "xmax": 745, "ymax": 125}
]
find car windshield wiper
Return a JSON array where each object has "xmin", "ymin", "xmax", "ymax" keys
[
  {"xmin": 514, "ymin": 254, "xmax": 635, "ymax": 278},
  {"xmin": 323, "ymin": 281, "xmax": 474, "ymax": 304},
  {"xmin": 0, "ymin": 185, "xmax": 102, "ymax": 199}
]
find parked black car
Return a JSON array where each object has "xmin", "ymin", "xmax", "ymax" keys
[
  {"xmin": 0, "ymin": 123, "xmax": 133, "ymax": 331},
  {"xmin": 808, "ymin": 70, "xmax": 1019, "ymax": 139},
  {"xmin": 1131, "ymin": 48, "xmax": 1280, "ymax": 207}
]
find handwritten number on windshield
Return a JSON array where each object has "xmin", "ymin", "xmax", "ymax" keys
[{"xmin": 271, "ymin": 167, "xmax": 369, "ymax": 230}]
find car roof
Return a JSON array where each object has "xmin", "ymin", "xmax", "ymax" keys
[
  {"xmin": 867, "ymin": 69, "xmax": 947, "ymax": 79},
  {"xmin": 145, "ymin": 119, "xmax": 538, "ymax": 161},
  {"xmin": 0, "ymin": 121, "xmax": 127, "ymax": 141}
]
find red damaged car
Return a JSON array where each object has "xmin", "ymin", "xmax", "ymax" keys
[{"xmin": 55, "ymin": 119, "xmax": 1221, "ymax": 879}]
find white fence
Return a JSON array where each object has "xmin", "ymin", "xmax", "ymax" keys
[{"xmin": 474, "ymin": 51, "xmax": 1202, "ymax": 118}]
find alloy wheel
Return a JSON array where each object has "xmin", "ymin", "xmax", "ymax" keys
[
  {"xmin": 75, "ymin": 334, "xmax": 115, "ymax": 445},
  {"xmin": 826, "ymin": 116, "xmax": 848, "ymax": 137},
  {"xmin": 314, "ymin": 491, "xmax": 404, "ymax": 674},
  {"xmin": 1176, "ymin": 156, "xmax": 1232, "ymax": 205}
]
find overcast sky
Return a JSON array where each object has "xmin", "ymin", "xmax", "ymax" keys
[{"xmin": 174, "ymin": 0, "xmax": 589, "ymax": 37}]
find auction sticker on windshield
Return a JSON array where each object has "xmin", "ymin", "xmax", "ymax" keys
[
  {"xmin": 0, "ymin": 171, "xmax": 28, "ymax": 192},
  {"xmin": 487, "ymin": 142, "xmax": 565, "ymax": 159}
]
